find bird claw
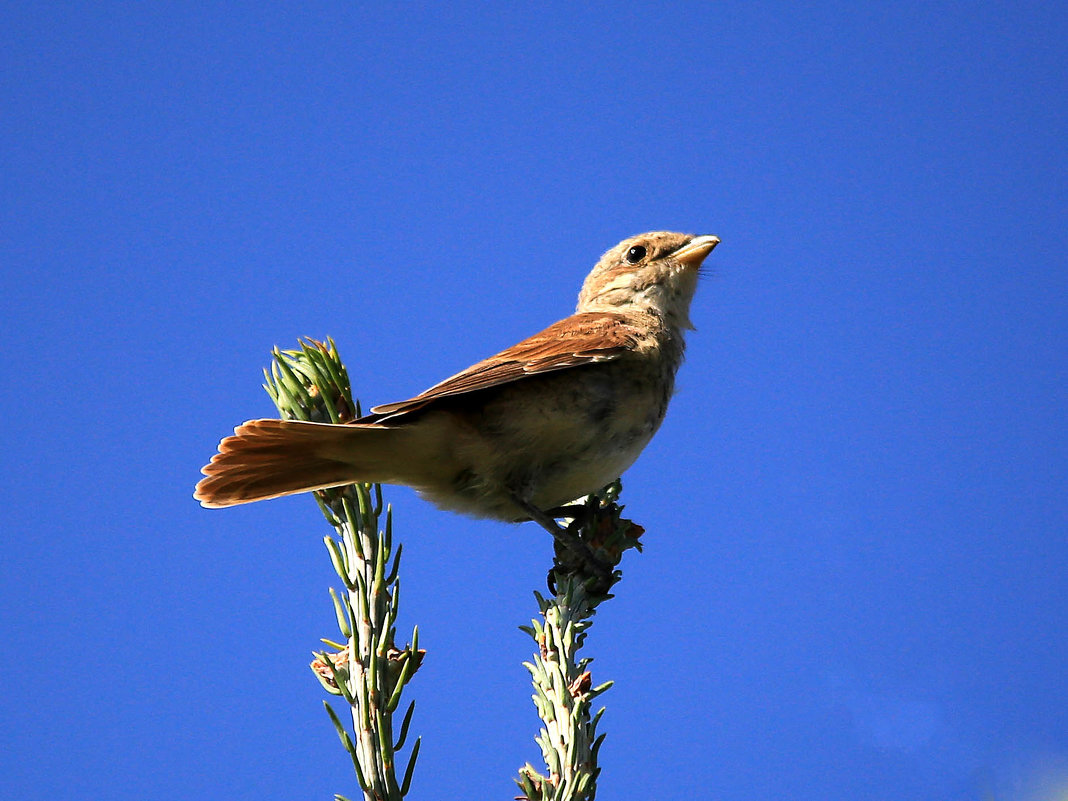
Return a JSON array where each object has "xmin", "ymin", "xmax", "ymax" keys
[{"xmin": 510, "ymin": 493, "xmax": 614, "ymax": 593}]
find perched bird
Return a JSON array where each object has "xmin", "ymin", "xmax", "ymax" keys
[{"xmin": 194, "ymin": 231, "xmax": 719, "ymax": 525}]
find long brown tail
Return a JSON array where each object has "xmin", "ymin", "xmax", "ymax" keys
[{"xmin": 194, "ymin": 418, "xmax": 400, "ymax": 508}]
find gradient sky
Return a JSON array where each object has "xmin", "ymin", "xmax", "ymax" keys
[{"xmin": 2, "ymin": 3, "xmax": 1066, "ymax": 800}]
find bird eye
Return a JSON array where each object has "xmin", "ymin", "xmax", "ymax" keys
[{"xmin": 624, "ymin": 245, "xmax": 647, "ymax": 264}]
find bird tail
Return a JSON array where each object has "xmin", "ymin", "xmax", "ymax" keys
[{"xmin": 193, "ymin": 418, "xmax": 403, "ymax": 508}]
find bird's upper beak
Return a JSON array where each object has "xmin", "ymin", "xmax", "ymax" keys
[{"xmin": 672, "ymin": 235, "xmax": 721, "ymax": 267}]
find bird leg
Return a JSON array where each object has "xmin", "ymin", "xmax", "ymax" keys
[{"xmin": 510, "ymin": 494, "xmax": 612, "ymax": 586}]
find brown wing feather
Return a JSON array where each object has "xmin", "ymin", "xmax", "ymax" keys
[{"xmin": 360, "ymin": 312, "xmax": 642, "ymax": 423}]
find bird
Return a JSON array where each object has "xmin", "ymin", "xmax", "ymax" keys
[{"xmin": 194, "ymin": 231, "xmax": 719, "ymax": 527}]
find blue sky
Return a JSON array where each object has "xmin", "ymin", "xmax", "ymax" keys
[{"xmin": 2, "ymin": 3, "xmax": 1065, "ymax": 800}]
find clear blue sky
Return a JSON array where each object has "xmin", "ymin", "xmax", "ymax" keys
[{"xmin": 2, "ymin": 3, "xmax": 1065, "ymax": 800}]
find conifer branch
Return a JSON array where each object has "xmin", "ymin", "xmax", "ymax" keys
[
  {"xmin": 516, "ymin": 482, "xmax": 643, "ymax": 801},
  {"xmin": 266, "ymin": 339, "xmax": 422, "ymax": 801}
]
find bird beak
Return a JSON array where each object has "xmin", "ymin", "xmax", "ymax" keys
[{"xmin": 672, "ymin": 235, "xmax": 720, "ymax": 267}]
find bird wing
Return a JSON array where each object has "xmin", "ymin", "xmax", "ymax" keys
[{"xmin": 357, "ymin": 312, "xmax": 643, "ymax": 423}]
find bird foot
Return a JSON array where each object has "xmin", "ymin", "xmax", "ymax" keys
[{"xmin": 510, "ymin": 495, "xmax": 613, "ymax": 591}]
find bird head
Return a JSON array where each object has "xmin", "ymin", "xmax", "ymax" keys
[{"xmin": 576, "ymin": 231, "xmax": 720, "ymax": 330}]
